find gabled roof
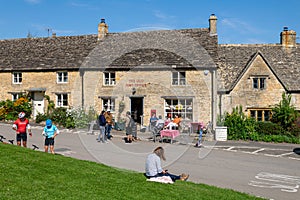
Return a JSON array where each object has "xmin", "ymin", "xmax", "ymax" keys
[
  {"xmin": 84, "ymin": 28, "xmax": 218, "ymax": 70},
  {"xmin": 227, "ymin": 51, "xmax": 288, "ymax": 91},
  {"xmin": 0, "ymin": 35, "xmax": 98, "ymax": 71},
  {"xmin": 217, "ymin": 44, "xmax": 300, "ymax": 92}
]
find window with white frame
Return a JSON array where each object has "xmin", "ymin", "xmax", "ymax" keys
[
  {"xmin": 12, "ymin": 93, "xmax": 21, "ymax": 101},
  {"xmin": 56, "ymin": 93, "xmax": 68, "ymax": 107},
  {"xmin": 164, "ymin": 98, "xmax": 193, "ymax": 120},
  {"xmin": 103, "ymin": 72, "xmax": 116, "ymax": 86},
  {"xmin": 102, "ymin": 98, "xmax": 115, "ymax": 112},
  {"xmin": 12, "ymin": 72, "xmax": 22, "ymax": 84},
  {"xmin": 57, "ymin": 72, "xmax": 68, "ymax": 83},
  {"xmin": 252, "ymin": 77, "xmax": 266, "ymax": 90},
  {"xmin": 172, "ymin": 71, "xmax": 186, "ymax": 85}
]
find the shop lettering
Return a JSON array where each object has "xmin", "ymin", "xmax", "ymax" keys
[{"xmin": 125, "ymin": 79, "xmax": 146, "ymax": 87}]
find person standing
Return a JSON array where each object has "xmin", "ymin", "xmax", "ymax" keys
[
  {"xmin": 125, "ymin": 111, "xmax": 133, "ymax": 143},
  {"xmin": 195, "ymin": 122, "xmax": 205, "ymax": 148},
  {"xmin": 97, "ymin": 110, "xmax": 108, "ymax": 143},
  {"xmin": 145, "ymin": 147, "xmax": 189, "ymax": 182},
  {"xmin": 149, "ymin": 113, "xmax": 158, "ymax": 131},
  {"xmin": 12, "ymin": 112, "xmax": 32, "ymax": 147},
  {"xmin": 105, "ymin": 110, "xmax": 114, "ymax": 140},
  {"xmin": 42, "ymin": 119, "xmax": 59, "ymax": 154}
]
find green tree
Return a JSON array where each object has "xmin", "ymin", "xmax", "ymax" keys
[
  {"xmin": 224, "ymin": 105, "xmax": 257, "ymax": 140},
  {"xmin": 271, "ymin": 92, "xmax": 299, "ymax": 130}
]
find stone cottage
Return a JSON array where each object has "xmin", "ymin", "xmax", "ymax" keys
[
  {"xmin": 217, "ymin": 27, "xmax": 300, "ymax": 121},
  {"xmin": 0, "ymin": 14, "xmax": 299, "ymax": 133}
]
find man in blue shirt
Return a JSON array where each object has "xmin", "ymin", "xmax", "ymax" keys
[{"xmin": 42, "ymin": 119, "xmax": 59, "ymax": 154}]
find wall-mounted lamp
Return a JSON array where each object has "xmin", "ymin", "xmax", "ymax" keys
[
  {"xmin": 204, "ymin": 70, "xmax": 209, "ymax": 76},
  {"xmin": 132, "ymin": 87, "xmax": 136, "ymax": 95}
]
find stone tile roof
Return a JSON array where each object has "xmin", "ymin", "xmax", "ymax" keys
[
  {"xmin": 86, "ymin": 28, "xmax": 218, "ymax": 70},
  {"xmin": 0, "ymin": 28, "xmax": 218, "ymax": 72},
  {"xmin": 217, "ymin": 44, "xmax": 300, "ymax": 92},
  {"xmin": 110, "ymin": 48, "xmax": 193, "ymax": 67},
  {"xmin": 0, "ymin": 35, "xmax": 98, "ymax": 71}
]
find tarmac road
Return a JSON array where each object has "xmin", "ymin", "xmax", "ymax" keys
[{"xmin": 1, "ymin": 122, "xmax": 299, "ymax": 200}]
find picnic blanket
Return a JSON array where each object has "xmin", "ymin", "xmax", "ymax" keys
[{"xmin": 146, "ymin": 176, "xmax": 174, "ymax": 184}]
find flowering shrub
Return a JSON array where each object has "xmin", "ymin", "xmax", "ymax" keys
[
  {"xmin": 35, "ymin": 106, "xmax": 97, "ymax": 129},
  {"xmin": 0, "ymin": 97, "xmax": 32, "ymax": 120}
]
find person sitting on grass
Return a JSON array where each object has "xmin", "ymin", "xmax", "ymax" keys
[{"xmin": 145, "ymin": 146, "xmax": 189, "ymax": 182}]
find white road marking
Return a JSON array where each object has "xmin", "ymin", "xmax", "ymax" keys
[
  {"xmin": 252, "ymin": 148, "xmax": 265, "ymax": 154},
  {"xmin": 249, "ymin": 172, "xmax": 300, "ymax": 193}
]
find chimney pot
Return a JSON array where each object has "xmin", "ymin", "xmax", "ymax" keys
[
  {"xmin": 209, "ymin": 14, "xmax": 217, "ymax": 36},
  {"xmin": 98, "ymin": 18, "xmax": 108, "ymax": 40},
  {"xmin": 280, "ymin": 27, "xmax": 296, "ymax": 47}
]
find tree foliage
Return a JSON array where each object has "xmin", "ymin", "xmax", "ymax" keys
[
  {"xmin": 224, "ymin": 105, "xmax": 257, "ymax": 140},
  {"xmin": 271, "ymin": 93, "xmax": 299, "ymax": 130}
]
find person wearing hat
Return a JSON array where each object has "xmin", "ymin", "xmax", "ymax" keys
[
  {"xmin": 104, "ymin": 109, "xmax": 114, "ymax": 140},
  {"xmin": 42, "ymin": 119, "xmax": 59, "ymax": 154},
  {"xmin": 12, "ymin": 112, "xmax": 32, "ymax": 147}
]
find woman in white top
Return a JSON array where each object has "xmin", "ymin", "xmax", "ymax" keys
[{"xmin": 145, "ymin": 147, "xmax": 189, "ymax": 182}]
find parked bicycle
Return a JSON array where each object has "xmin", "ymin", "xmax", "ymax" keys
[{"xmin": 0, "ymin": 134, "xmax": 39, "ymax": 150}]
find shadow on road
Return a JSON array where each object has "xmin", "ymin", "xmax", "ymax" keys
[{"xmin": 293, "ymin": 148, "xmax": 300, "ymax": 155}]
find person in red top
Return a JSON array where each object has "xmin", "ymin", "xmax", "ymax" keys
[{"xmin": 12, "ymin": 112, "xmax": 32, "ymax": 147}]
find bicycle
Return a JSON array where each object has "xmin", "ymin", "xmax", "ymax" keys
[
  {"xmin": 0, "ymin": 135, "xmax": 14, "ymax": 144},
  {"xmin": 0, "ymin": 134, "xmax": 39, "ymax": 150}
]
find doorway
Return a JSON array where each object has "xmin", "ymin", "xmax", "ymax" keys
[
  {"xmin": 32, "ymin": 91, "xmax": 45, "ymax": 119},
  {"xmin": 130, "ymin": 97, "xmax": 144, "ymax": 124}
]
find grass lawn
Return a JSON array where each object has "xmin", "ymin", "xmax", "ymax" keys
[{"xmin": 0, "ymin": 144, "xmax": 265, "ymax": 200}]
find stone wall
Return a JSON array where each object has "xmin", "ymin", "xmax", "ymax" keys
[
  {"xmin": 0, "ymin": 70, "xmax": 79, "ymax": 107},
  {"xmin": 90, "ymin": 69, "xmax": 212, "ymax": 125}
]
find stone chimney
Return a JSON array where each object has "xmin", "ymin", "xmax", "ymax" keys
[
  {"xmin": 280, "ymin": 27, "xmax": 296, "ymax": 47},
  {"xmin": 209, "ymin": 14, "xmax": 217, "ymax": 35},
  {"xmin": 98, "ymin": 18, "xmax": 108, "ymax": 40}
]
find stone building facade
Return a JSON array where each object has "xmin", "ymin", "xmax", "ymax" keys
[
  {"xmin": 0, "ymin": 14, "xmax": 299, "ymax": 131},
  {"xmin": 217, "ymin": 30, "xmax": 300, "ymax": 121}
]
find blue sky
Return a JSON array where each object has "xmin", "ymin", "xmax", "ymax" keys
[{"xmin": 0, "ymin": 0, "xmax": 299, "ymax": 44}]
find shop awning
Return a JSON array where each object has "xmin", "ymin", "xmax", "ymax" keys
[{"xmin": 26, "ymin": 88, "xmax": 47, "ymax": 92}]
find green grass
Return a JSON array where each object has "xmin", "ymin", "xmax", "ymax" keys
[{"xmin": 0, "ymin": 144, "xmax": 265, "ymax": 200}]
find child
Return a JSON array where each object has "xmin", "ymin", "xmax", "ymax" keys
[
  {"xmin": 42, "ymin": 119, "xmax": 59, "ymax": 154},
  {"xmin": 194, "ymin": 122, "xmax": 204, "ymax": 148}
]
